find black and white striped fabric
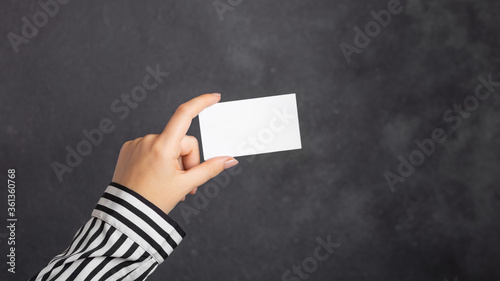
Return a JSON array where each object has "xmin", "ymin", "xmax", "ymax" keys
[{"xmin": 30, "ymin": 182, "xmax": 185, "ymax": 281}]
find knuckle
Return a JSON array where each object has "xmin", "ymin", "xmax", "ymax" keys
[
  {"xmin": 208, "ymin": 165, "xmax": 220, "ymax": 179},
  {"xmin": 142, "ymin": 134, "xmax": 157, "ymax": 143},
  {"xmin": 176, "ymin": 103, "xmax": 192, "ymax": 115},
  {"xmin": 151, "ymin": 142, "xmax": 166, "ymax": 157},
  {"xmin": 186, "ymin": 135, "xmax": 198, "ymax": 146},
  {"xmin": 120, "ymin": 141, "xmax": 132, "ymax": 151}
]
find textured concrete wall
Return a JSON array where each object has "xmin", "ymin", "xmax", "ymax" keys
[{"xmin": 1, "ymin": 0, "xmax": 499, "ymax": 280}]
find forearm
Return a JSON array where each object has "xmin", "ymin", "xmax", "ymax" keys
[{"xmin": 30, "ymin": 182, "xmax": 185, "ymax": 281}]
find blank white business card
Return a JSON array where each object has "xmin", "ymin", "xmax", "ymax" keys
[{"xmin": 199, "ymin": 93, "xmax": 302, "ymax": 160}]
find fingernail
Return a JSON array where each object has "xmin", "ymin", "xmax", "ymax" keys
[
  {"xmin": 224, "ymin": 158, "xmax": 239, "ymax": 169},
  {"xmin": 212, "ymin": 93, "xmax": 221, "ymax": 97}
]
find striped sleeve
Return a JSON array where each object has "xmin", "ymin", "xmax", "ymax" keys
[{"xmin": 30, "ymin": 182, "xmax": 186, "ymax": 281}]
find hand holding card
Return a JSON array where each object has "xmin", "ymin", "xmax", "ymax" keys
[{"xmin": 199, "ymin": 93, "xmax": 302, "ymax": 160}]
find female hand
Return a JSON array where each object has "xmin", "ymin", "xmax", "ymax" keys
[{"xmin": 111, "ymin": 93, "xmax": 238, "ymax": 214}]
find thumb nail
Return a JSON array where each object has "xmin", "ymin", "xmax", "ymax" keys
[{"xmin": 223, "ymin": 158, "xmax": 239, "ymax": 169}]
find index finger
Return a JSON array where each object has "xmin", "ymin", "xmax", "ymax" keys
[{"xmin": 159, "ymin": 93, "xmax": 221, "ymax": 148}]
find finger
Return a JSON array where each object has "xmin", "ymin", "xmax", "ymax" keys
[
  {"xmin": 160, "ymin": 93, "xmax": 221, "ymax": 149},
  {"xmin": 180, "ymin": 135, "xmax": 200, "ymax": 194},
  {"xmin": 180, "ymin": 135, "xmax": 200, "ymax": 170},
  {"xmin": 178, "ymin": 158, "xmax": 184, "ymax": 171},
  {"xmin": 180, "ymin": 156, "xmax": 238, "ymax": 190},
  {"xmin": 189, "ymin": 187, "xmax": 197, "ymax": 195}
]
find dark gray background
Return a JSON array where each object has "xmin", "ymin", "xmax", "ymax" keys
[{"xmin": 1, "ymin": 0, "xmax": 500, "ymax": 280}]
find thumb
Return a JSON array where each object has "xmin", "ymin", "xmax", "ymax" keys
[{"xmin": 180, "ymin": 156, "xmax": 239, "ymax": 189}]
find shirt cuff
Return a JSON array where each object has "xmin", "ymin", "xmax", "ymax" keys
[{"xmin": 91, "ymin": 182, "xmax": 186, "ymax": 264}]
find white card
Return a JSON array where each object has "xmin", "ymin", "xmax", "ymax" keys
[{"xmin": 199, "ymin": 93, "xmax": 302, "ymax": 160}]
